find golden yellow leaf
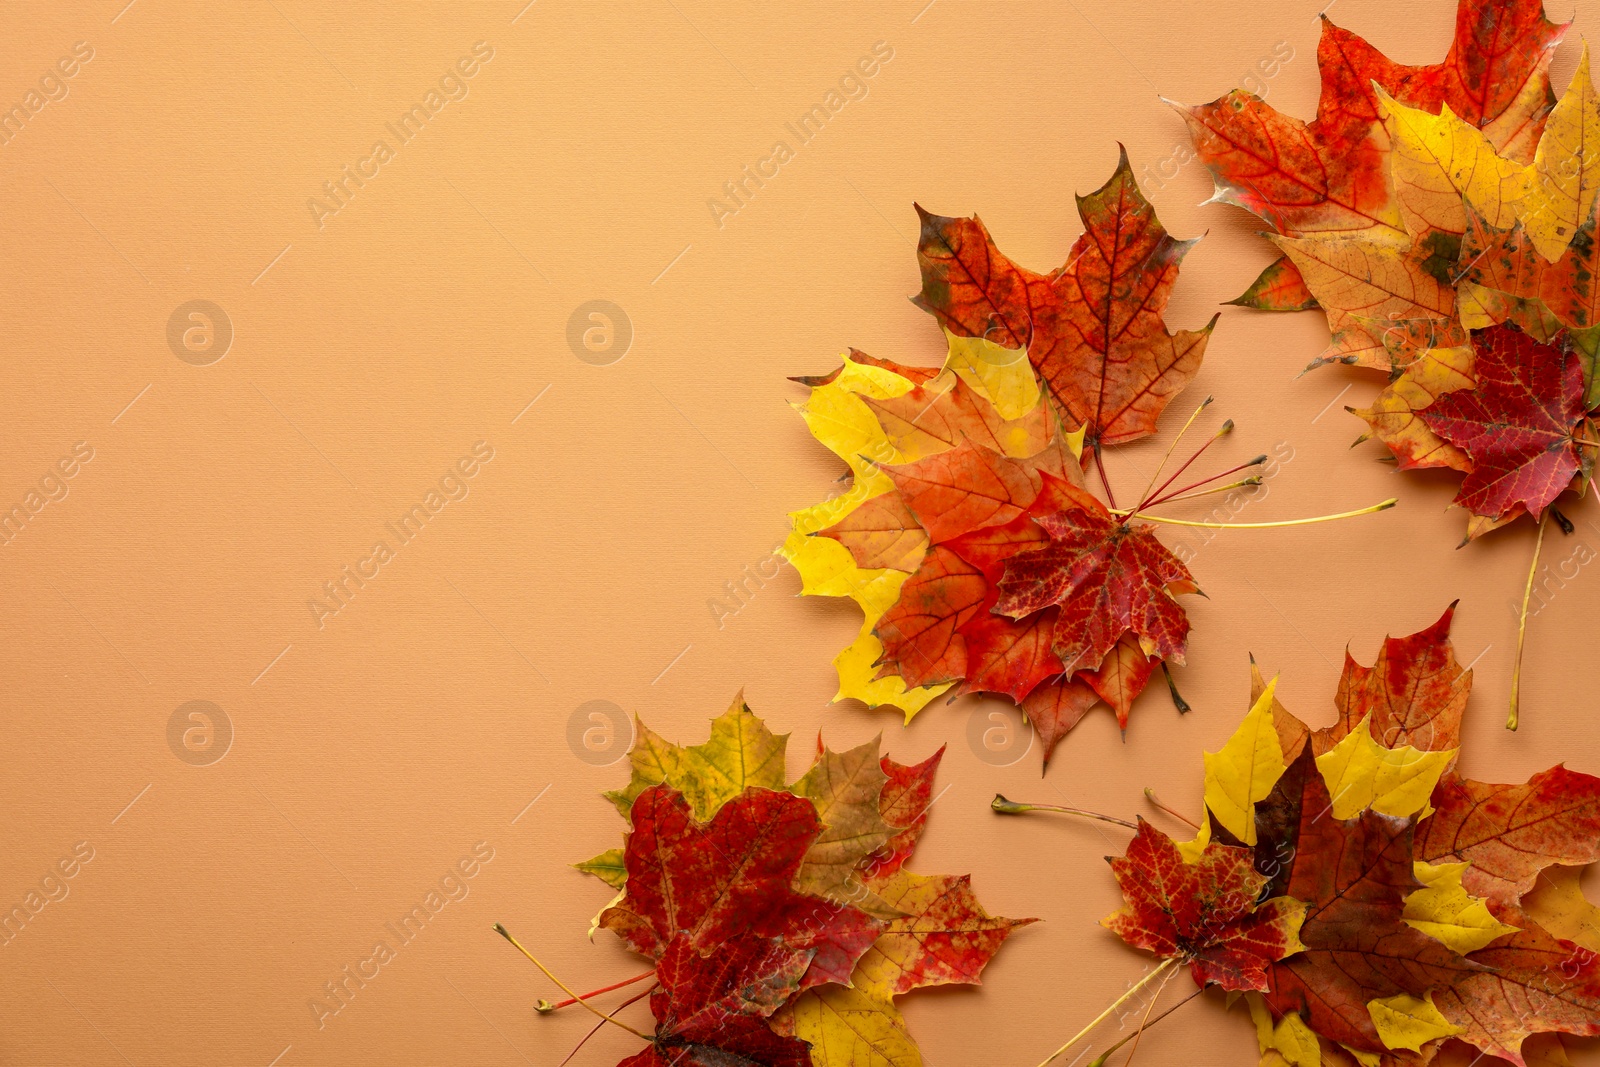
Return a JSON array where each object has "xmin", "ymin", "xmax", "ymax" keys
[
  {"xmin": 1246, "ymin": 993, "xmax": 1320, "ymax": 1067},
  {"xmin": 1381, "ymin": 90, "xmax": 1529, "ymax": 239},
  {"xmin": 1174, "ymin": 815, "xmax": 1213, "ymax": 865},
  {"xmin": 1521, "ymin": 865, "xmax": 1600, "ymax": 953},
  {"xmin": 1366, "ymin": 992, "xmax": 1463, "ymax": 1053},
  {"xmin": 1203, "ymin": 677, "xmax": 1286, "ymax": 846},
  {"xmin": 1402, "ymin": 861, "xmax": 1519, "ymax": 954},
  {"xmin": 1314, "ymin": 714, "xmax": 1456, "ymax": 821},
  {"xmin": 944, "ymin": 330, "xmax": 1039, "ymax": 422},
  {"xmin": 785, "ymin": 984, "xmax": 922, "ymax": 1067},
  {"xmin": 1528, "ymin": 45, "xmax": 1600, "ymax": 262}
]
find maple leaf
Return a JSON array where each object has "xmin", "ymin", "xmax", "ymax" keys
[
  {"xmin": 912, "ymin": 148, "xmax": 1215, "ymax": 448},
  {"xmin": 1256, "ymin": 748, "xmax": 1477, "ymax": 1051},
  {"xmin": 598, "ymin": 784, "xmax": 882, "ymax": 989},
  {"xmin": 1177, "ymin": 0, "xmax": 1566, "ymax": 242},
  {"xmin": 556, "ymin": 703, "xmax": 1026, "ymax": 1067},
  {"xmin": 1417, "ymin": 767, "xmax": 1600, "ymax": 906},
  {"xmin": 1323, "ymin": 603, "xmax": 1470, "ymax": 755},
  {"xmin": 1419, "ymin": 324, "xmax": 1593, "ymax": 524},
  {"xmin": 620, "ymin": 933, "xmax": 814, "ymax": 1067},
  {"xmin": 993, "ymin": 498, "xmax": 1194, "ymax": 677},
  {"xmin": 1103, "ymin": 818, "xmax": 1306, "ymax": 993}
]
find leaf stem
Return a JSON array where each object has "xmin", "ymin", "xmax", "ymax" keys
[
  {"xmin": 537, "ymin": 969, "xmax": 657, "ymax": 1013},
  {"xmin": 1143, "ymin": 422, "xmax": 1235, "ymax": 506},
  {"xmin": 1125, "ymin": 498, "xmax": 1397, "ymax": 529},
  {"xmin": 493, "ymin": 923, "xmax": 649, "ymax": 1040},
  {"xmin": 559, "ymin": 985, "xmax": 656, "ymax": 1067},
  {"xmin": 1086, "ymin": 989, "xmax": 1201, "ymax": 1067},
  {"xmin": 1094, "ymin": 440, "xmax": 1118, "ymax": 510},
  {"xmin": 1161, "ymin": 662, "xmax": 1190, "ymax": 714},
  {"xmin": 1132, "ymin": 396, "xmax": 1213, "ymax": 513},
  {"xmin": 1509, "ymin": 510, "xmax": 1550, "ymax": 731},
  {"xmin": 992, "ymin": 794, "xmax": 1138, "ymax": 829},
  {"xmin": 1143, "ymin": 457, "xmax": 1268, "ymax": 508},
  {"xmin": 1118, "ymin": 958, "xmax": 1180, "ymax": 1067},
  {"xmin": 1143, "ymin": 788, "xmax": 1199, "ymax": 830},
  {"xmin": 1035, "ymin": 958, "xmax": 1178, "ymax": 1067},
  {"xmin": 1143, "ymin": 476, "xmax": 1263, "ymax": 509}
]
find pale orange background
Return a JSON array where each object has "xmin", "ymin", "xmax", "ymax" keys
[{"xmin": 3, "ymin": 1, "xmax": 1599, "ymax": 1064}]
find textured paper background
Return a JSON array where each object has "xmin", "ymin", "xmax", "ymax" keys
[{"xmin": 2, "ymin": 1, "xmax": 1598, "ymax": 1064}]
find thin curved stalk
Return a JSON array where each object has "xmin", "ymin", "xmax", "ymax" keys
[
  {"xmin": 494, "ymin": 923, "xmax": 649, "ymax": 1040},
  {"xmin": 1126, "ymin": 499, "xmax": 1396, "ymax": 529},
  {"xmin": 1509, "ymin": 510, "xmax": 1550, "ymax": 731},
  {"xmin": 1035, "ymin": 958, "xmax": 1177, "ymax": 1067}
]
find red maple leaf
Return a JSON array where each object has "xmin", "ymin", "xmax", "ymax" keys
[
  {"xmin": 600, "ymin": 785, "xmax": 881, "ymax": 989},
  {"xmin": 618, "ymin": 934, "xmax": 814, "ymax": 1067},
  {"xmin": 1103, "ymin": 819, "xmax": 1305, "ymax": 993},
  {"xmin": 1419, "ymin": 325, "xmax": 1593, "ymax": 524},
  {"xmin": 1179, "ymin": 0, "xmax": 1565, "ymax": 242},
  {"xmin": 993, "ymin": 497, "xmax": 1194, "ymax": 677},
  {"xmin": 1316, "ymin": 602, "xmax": 1470, "ymax": 756},
  {"xmin": 869, "ymin": 446, "xmax": 1195, "ymax": 754},
  {"xmin": 912, "ymin": 149, "xmax": 1215, "ymax": 448}
]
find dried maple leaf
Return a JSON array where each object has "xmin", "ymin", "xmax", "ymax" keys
[
  {"xmin": 788, "ymin": 153, "xmax": 1395, "ymax": 760},
  {"xmin": 912, "ymin": 149, "xmax": 1216, "ymax": 449},
  {"xmin": 1102, "ymin": 818, "xmax": 1306, "ymax": 992},
  {"xmin": 1177, "ymin": 0, "xmax": 1565, "ymax": 244},
  {"xmin": 620, "ymin": 934, "xmax": 814, "ymax": 1067},
  {"xmin": 1418, "ymin": 325, "xmax": 1595, "ymax": 526},
  {"xmin": 551, "ymin": 700, "xmax": 1029, "ymax": 1067},
  {"xmin": 1017, "ymin": 607, "xmax": 1600, "ymax": 1066}
]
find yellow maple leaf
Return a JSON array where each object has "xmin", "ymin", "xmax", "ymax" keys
[
  {"xmin": 1203, "ymin": 677, "xmax": 1286, "ymax": 846},
  {"xmin": 783, "ymin": 984, "xmax": 922, "ymax": 1067},
  {"xmin": 1366, "ymin": 992, "xmax": 1463, "ymax": 1053},
  {"xmin": 1313, "ymin": 714, "xmax": 1456, "ymax": 821},
  {"xmin": 1402, "ymin": 860, "xmax": 1519, "ymax": 954}
]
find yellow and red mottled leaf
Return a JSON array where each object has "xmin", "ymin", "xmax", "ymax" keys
[
  {"xmin": 1417, "ymin": 767, "xmax": 1600, "ymax": 907},
  {"xmin": 1103, "ymin": 819, "xmax": 1306, "ymax": 992},
  {"xmin": 1351, "ymin": 345, "xmax": 1476, "ymax": 472},
  {"xmin": 1319, "ymin": 604, "xmax": 1471, "ymax": 756},
  {"xmin": 1228, "ymin": 255, "xmax": 1320, "ymax": 311},
  {"xmin": 855, "ymin": 868, "xmax": 1036, "ymax": 996}
]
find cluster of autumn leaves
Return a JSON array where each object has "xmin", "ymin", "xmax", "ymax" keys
[
  {"xmin": 572, "ymin": 699, "xmax": 1031, "ymax": 1067},
  {"xmin": 780, "ymin": 155, "xmax": 1215, "ymax": 762},
  {"xmin": 1103, "ymin": 608, "xmax": 1600, "ymax": 1066},
  {"xmin": 526, "ymin": 2, "xmax": 1600, "ymax": 1066},
  {"xmin": 1182, "ymin": 0, "xmax": 1600, "ymax": 548}
]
